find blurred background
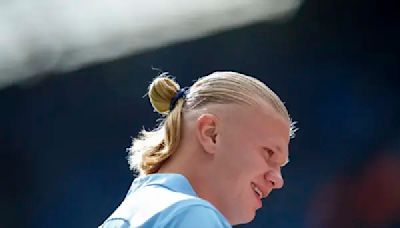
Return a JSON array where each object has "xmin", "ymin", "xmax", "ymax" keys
[{"xmin": 1, "ymin": 0, "xmax": 399, "ymax": 227}]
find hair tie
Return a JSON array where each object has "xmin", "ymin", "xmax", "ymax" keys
[{"xmin": 169, "ymin": 87, "xmax": 189, "ymax": 111}]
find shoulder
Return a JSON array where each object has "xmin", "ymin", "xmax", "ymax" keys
[
  {"xmin": 101, "ymin": 201, "xmax": 230, "ymax": 228},
  {"xmin": 160, "ymin": 201, "xmax": 231, "ymax": 228},
  {"xmin": 101, "ymin": 178, "xmax": 231, "ymax": 228},
  {"xmin": 101, "ymin": 185, "xmax": 210, "ymax": 227}
]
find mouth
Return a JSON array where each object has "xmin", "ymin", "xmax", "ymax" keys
[{"xmin": 251, "ymin": 182, "xmax": 265, "ymax": 199}]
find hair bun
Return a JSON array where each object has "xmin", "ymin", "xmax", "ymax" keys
[{"xmin": 148, "ymin": 75, "xmax": 180, "ymax": 114}]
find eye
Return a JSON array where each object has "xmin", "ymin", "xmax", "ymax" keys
[{"xmin": 263, "ymin": 147, "xmax": 274, "ymax": 157}]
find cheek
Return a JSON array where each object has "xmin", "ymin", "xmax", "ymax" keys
[
  {"xmin": 216, "ymin": 132, "xmax": 265, "ymax": 178},
  {"xmin": 218, "ymin": 140, "xmax": 248, "ymax": 166},
  {"xmin": 215, "ymin": 142, "xmax": 248, "ymax": 182}
]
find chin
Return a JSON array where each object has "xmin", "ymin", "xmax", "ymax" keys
[
  {"xmin": 246, "ymin": 211, "xmax": 257, "ymax": 223},
  {"xmin": 233, "ymin": 211, "xmax": 256, "ymax": 225}
]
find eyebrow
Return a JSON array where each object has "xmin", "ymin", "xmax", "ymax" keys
[
  {"xmin": 274, "ymin": 145, "xmax": 289, "ymax": 167},
  {"xmin": 281, "ymin": 158, "xmax": 290, "ymax": 167}
]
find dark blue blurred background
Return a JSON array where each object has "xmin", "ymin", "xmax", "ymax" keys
[{"xmin": 1, "ymin": 0, "xmax": 399, "ymax": 227}]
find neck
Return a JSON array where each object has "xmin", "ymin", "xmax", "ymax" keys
[
  {"xmin": 158, "ymin": 145, "xmax": 206, "ymax": 180},
  {"xmin": 157, "ymin": 144, "xmax": 213, "ymax": 195},
  {"xmin": 157, "ymin": 145, "xmax": 229, "ymax": 223}
]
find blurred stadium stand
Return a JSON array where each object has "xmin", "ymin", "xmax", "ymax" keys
[{"xmin": 0, "ymin": 0, "xmax": 399, "ymax": 227}]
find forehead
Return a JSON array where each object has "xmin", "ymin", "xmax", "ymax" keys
[{"xmin": 218, "ymin": 102, "xmax": 290, "ymax": 148}]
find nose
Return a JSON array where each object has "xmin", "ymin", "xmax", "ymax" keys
[{"xmin": 265, "ymin": 170, "xmax": 284, "ymax": 189}]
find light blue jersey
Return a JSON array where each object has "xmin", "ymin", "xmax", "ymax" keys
[{"xmin": 100, "ymin": 173, "xmax": 231, "ymax": 227}]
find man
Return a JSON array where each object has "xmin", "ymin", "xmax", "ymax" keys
[{"xmin": 100, "ymin": 71, "xmax": 296, "ymax": 227}]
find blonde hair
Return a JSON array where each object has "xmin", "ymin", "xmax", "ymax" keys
[{"xmin": 128, "ymin": 71, "xmax": 296, "ymax": 176}]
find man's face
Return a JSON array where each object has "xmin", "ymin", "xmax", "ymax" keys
[{"xmin": 211, "ymin": 101, "xmax": 290, "ymax": 225}]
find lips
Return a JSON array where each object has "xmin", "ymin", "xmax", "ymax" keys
[
  {"xmin": 251, "ymin": 182, "xmax": 263, "ymax": 199},
  {"xmin": 251, "ymin": 182, "xmax": 269, "ymax": 199}
]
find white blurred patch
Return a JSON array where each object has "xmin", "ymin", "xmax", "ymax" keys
[{"xmin": 0, "ymin": 0, "xmax": 302, "ymax": 89}]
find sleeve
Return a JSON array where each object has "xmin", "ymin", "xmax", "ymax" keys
[
  {"xmin": 99, "ymin": 218, "xmax": 130, "ymax": 228},
  {"xmin": 162, "ymin": 205, "xmax": 230, "ymax": 228}
]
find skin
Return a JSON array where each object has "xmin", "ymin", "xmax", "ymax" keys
[{"xmin": 158, "ymin": 99, "xmax": 291, "ymax": 225}]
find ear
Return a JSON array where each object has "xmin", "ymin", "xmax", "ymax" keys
[{"xmin": 196, "ymin": 114, "xmax": 218, "ymax": 154}]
